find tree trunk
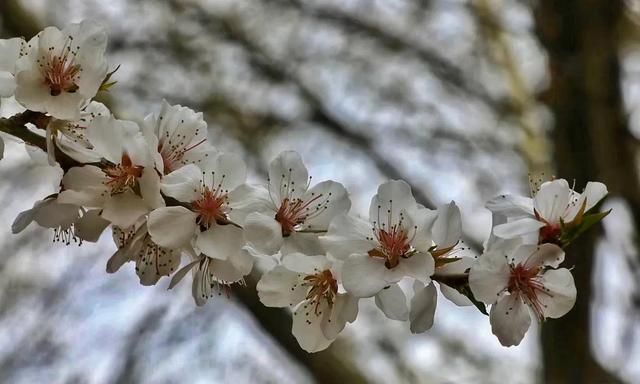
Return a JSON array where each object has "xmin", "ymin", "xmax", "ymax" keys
[{"xmin": 534, "ymin": 1, "xmax": 635, "ymax": 382}]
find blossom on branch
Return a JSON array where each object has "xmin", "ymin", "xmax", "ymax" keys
[
  {"xmin": 14, "ymin": 21, "xmax": 108, "ymax": 120},
  {"xmin": 469, "ymin": 243, "xmax": 576, "ymax": 346},
  {"xmin": 257, "ymin": 253, "xmax": 358, "ymax": 352}
]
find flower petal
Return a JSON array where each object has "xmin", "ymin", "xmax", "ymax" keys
[
  {"xmin": 147, "ymin": 206, "xmax": 198, "ymax": 249},
  {"xmin": 493, "ymin": 218, "xmax": 545, "ymax": 239},
  {"xmin": 101, "ymin": 192, "xmax": 149, "ymax": 228},
  {"xmin": 292, "ymin": 300, "xmax": 333, "ymax": 353},
  {"xmin": 160, "ymin": 163, "xmax": 202, "ymax": 202},
  {"xmin": 319, "ymin": 214, "xmax": 375, "ymax": 260},
  {"xmin": 257, "ymin": 265, "xmax": 306, "ymax": 308},
  {"xmin": 341, "ymin": 254, "xmax": 389, "ymax": 298},
  {"xmin": 300, "ymin": 180, "xmax": 351, "ymax": 231},
  {"xmin": 539, "ymin": 268, "xmax": 576, "ymax": 319},
  {"xmin": 321, "ymin": 293, "xmax": 358, "ymax": 340},
  {"xmin": 282, "ymin": 253, "xmax": 330, "ymax": 274},
  {"xmin": 534, "ymin": 179, "xmax": 571, "ymax": 223},
  {"xmin": 409, "ymin": 281, "xmax": 438, "ymax": 333},
  {"xmin": 369, "ymin": 180, "xmax": 417, "ymax": 227},
  {"xmin": 433, "ymin": 201, "xmax": 462, "ymax": 249},
  {"xmin": 469, "ymin": 251, "xmax": 510, "ymax": 304},
  {"xmin": 374, "ymin": 283, "xmax": 409, "ymax": 321},
  {"xmin": 74, "ymin": 209, "xmax": 110, "ymax": 242},
  {"xmin": 510, "ymin": 243, "xmax": 565, "ymax": 269},
  {"xmin": 268, "ymin": 150, "xmax": 309, "ymax": 204},
  {"xmin": 490, "ymin": 294, "xmax": 531, "ymax": 347},
  {"xmin": 243, "ymin": 212, "xmax": 284, "ymax": 256},
  {"xmin": 196, "ymin": 224, "xmax": 244, "ymax": 260}
]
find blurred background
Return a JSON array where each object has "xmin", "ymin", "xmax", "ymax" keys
[{"xmin": 0, "ymin": 0, "xmax": 638, "ymax": 383}]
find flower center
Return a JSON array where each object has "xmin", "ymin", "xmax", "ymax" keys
[
  {"xmin": 103, "ymin": 154, "xmax": 143, "ymax": 194},
  {"xmin": 368, "ymin": 226, "xmax": 414, "ymax": 269},
  {"xmin": 158, "ymin": 138, "xmax": 206, "ymax": 175},
  {"xmin": 508, "ymin": 263, "xmax": 551, "ymax": 320},
  {"xmin": 40, "ymin": 38, "xmax": 82, "ymax": 96},
  {"xmin": 275, "ymin": 194, "xmax": 327, "ymax": 236},
  {"xmin": 538, "ymin": 223, "xmax": 562, "ymax": 245},
  {"xmin": 302, "ymin": 269, "xmax": 338, "ymax": 316},
  {"xmin": 192, "ymin": 185, "xmax": 228, "ymax": 229}
]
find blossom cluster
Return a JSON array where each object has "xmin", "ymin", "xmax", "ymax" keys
[{"xmin": 0, "ymin": 21, "xmax": 610, "ymax": 352}]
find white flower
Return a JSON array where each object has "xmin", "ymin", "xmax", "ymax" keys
[
  {"xmin": 12, "ymin": 195, "xmax": 110, "ymax": 244},
  {"xmin": 57, "ymin": 115, "xmax": 163, "ymax": 228},
  {"xmin": 319, "ymin": 180, "xmax": 436, "ymax": 319},
  {"xmin": 409, "ymin": 201, "xmax": 476, "ymax": 333},
  {"xmin": 46, "ymin": 101, "xmax": 110, "ymax": 165},
  {"xmin": 0, "ymin": 37, "xmax": 26, "ymax": 98},
  {"xmin": 257, "ymin": 253, "xmax": 358, "ymax": 352},
  {"xmin": 168, "ymin": 229, "xmax": 254, "ymax": 306},
  {"xmin": 14, "ymin": 21, "xmax": 108, "ymax": 120},
  {"xmin": 143, "ymin": 100, "xmax": 213, "ymax": 176},
  {"xmin": 486, "ymin": 179, "xmax": 607, "ymax": 245},
  {"xmin": 107, "ymin": 220, "xmax": 182, "ymax": 286},
  {"xmin": 147, "ymin": 153, "xmax": 260, "ymax": 255},
  {"xmin": 469, "ymin": 243, "xmax": 576, "ymax": 346},
  {"xmin": 243, "ymin": 151, "xmax": 351, "ymax": 256}
]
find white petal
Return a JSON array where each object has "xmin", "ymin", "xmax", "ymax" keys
[
  {"xmin": 439, "ymin": 283, "xmax": 473, "ymax": 306},
  {"xmin": 321, "ymin": 293, "xmax": 358, "ymax": 340},
  {"xmin": 59, "ymin": 165, "xmax": 108, "ymax": 207},
  {"xmin": 101, "ymin": 192, "xmax": 149, "ymax": 228},
  {"xmin": 86, "ymin": 115, "xmax": 125, "ymax": 163},
  {"xmin": 485, "ymin": 194, "xmax": 533, "ymax": 218},
  {"xmin": 139, "ymin": 168, "xmax": 164, "ymax": 209},
  {"xmin": 0, "ymin": 38, "xmax": 22, "ymax": 72},
  {"xmin": 374, "ymin": 283, "xmax": 409, "ymax": 321},
  {"xmin": 147, "ymin": 207, "xmax": 198, "ymax": 249},
  {"xmin": 469, "ymin": 251, "xmax": 510, "ymax": 304},
  {"xmin": 243, "ymin": 212, "xmax": 284, "ymax": 256},
  {"xmin": 408, "ymin": 207, "xmax": 438, "ymax": 252},
  {"xmin": 14, "ymin": 70, "xmax": 50, "ymax": 115},
  {"xmin": 433, "ymin": 201, "xmax": 462, "ymax": 249},
  {"xmin": 226, "ymin": 184, "xmax": 272, "ymax": 225},
  {"xmin": 493, "ymin": 218, "xmax": 545, "ymax": 239},
  {"xmin": 168, "ymin": 259, "xmax": 199, "ymax": 289},
  {"xmin": 282, "ymin": 253, "xmax": 330, "ymax": 274},
  {"xmin": 32, "ymin": 200, "xmax": 79, "ymax": 229},
  {"xmin": 369, "ymin": 180, "xmax": 417, "ymax": 227},
  {"xmin": 300, "ymin": 180, "xmax": 351, "ymax": 231},
  {"xmin": 341, "ymin": 254, "xmax": 389, "ymax": 298},
  {"xmin": 0, "ymin": 134, "xmax": 3, "ymax": 161},
  {"xmin": 257, "ymin": 265, "xmax": 306, "ymax": 308},
  {"xmin": 205, "ymin": 152, "xmax": 247, "ymax": 192},
  {"xmin": 268, "ymin": 150, "xmax": 309, "ymax": 204},
  {"xmin": 161, "ymin": 163, "xmax": 202, "ymax": 202},
  {"xmin": 74, "ymin": 209, "xmax": 110, "ymax": 242},
  {"xmin": 490, "ymin": 294, "xmax": 531, "ymax": 347},
  {"xmin": 196, "ymin": 224, "xmax": 244, "ymax": 260},
  {"xmin": 0, "ymin": 72, "xmax": 16, "ymax": 98},
  {"xmin": 390, "ymin": 252, "xmax": 434, "ymax": 283},
  {"xmin": 292, "ymin": 300, "xmax": 333, "ymax": 353},
  {"xmin": 539, "ymin": 268, "xmax": 576, "ymax": 319},
  {"xmin": 281, "ymin": 232, "xmax": 326, "ymax": 256},
  {"xmin": 319, "ymin": 214, "xmax": 375, "ymax": 260},
  {"xmin": 534, "ymin": 179, "xmax": 571, "ymax": 223},
  {"xmin": 510, "ymin": 243, "xmax": 565, "ymax": 269},
  {"xmin": 409, "ymin": 282, "xmax": 437, "ymax": 333}
]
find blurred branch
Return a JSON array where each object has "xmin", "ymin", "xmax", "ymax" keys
[
  {"xmin": 470, "ymin": 0, "xmax": 551, "ymax": 174},
  {"xmin": 267, "ymin": 0, "xmax": 504, "ymax": 111}
]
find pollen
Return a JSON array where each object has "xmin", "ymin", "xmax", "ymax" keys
[
  {"xmin": 302, "ymin": 269, "xmax": 338, "ymax": 316},
  {"xmin": 39, "ymin": 37, "xmax": 82, "ymax": 96},
  {"xmin": 191, "ymin": 171, "xmax": 229, "ymax": 228},
  {"xmin": 103, "ymin": 154, "xmax": 144, "ymax": 194}
]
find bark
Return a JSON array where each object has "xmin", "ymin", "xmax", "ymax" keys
[{"xmin": 534, "ymin": 1, "xmax": 634, "ymax": 382}]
